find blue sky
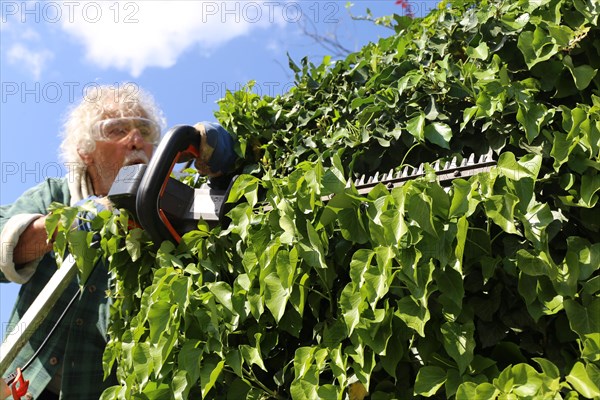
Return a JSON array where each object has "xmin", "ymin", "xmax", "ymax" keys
[{"xmin": 0, "ymin": 0, "xmax": 436, "ymax": 341}]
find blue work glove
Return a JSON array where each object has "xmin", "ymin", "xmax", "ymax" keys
[{"xmin": 193, "ymin": 122, "xmax": 237, "ymax": 177}]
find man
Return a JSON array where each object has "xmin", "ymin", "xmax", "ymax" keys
[{"xmin": 0, "ymin": 85, "xmax": 236, "ymax": 399}]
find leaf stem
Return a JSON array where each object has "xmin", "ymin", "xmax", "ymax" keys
[{"xmin": 241, "ymin": 367, "xmax": 287, "ymax": 400}]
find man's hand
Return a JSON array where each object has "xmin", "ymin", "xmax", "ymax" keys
[
  {"xmin": 1, "ymin": 379, "xmax": 10, "ymax": 400},
  {"xmin": 13, "ymin": 215, "xmax": 54, "ymax": 265},
  {"xmin": 13, "ymin": 197, "xmax": 111, "ymax": 265},
  {"xmin": 193, "ymin": 122, "xmax": 236, "ymax": 177}
]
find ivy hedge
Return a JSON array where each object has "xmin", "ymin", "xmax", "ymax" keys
[{"xmin": 51, "ymin": 0, "xmax": 600, "ymax": 398}]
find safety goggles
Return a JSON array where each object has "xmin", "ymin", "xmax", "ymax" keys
[{"xmin": 92, "ymin": 117, "xmax": 160, "ymax": 145}]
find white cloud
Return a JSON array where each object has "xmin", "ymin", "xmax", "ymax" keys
[
  {"xmin": 266, "ymin": 38, "xmax": 282, "ymax": 53},
  {"xmin": 1, "ymin": 12, "xmax": 52, "ymax": 79},
  {"xmin": 58, "ymin": 1, "xmax": 289, "ymax": 77},
  {"xmin": 7, "ymin": 43, "xmax": 53, "ymax": 80},
  {"xmin": 20, "ymin": 27, "xmax": 42, "ymax": 41}
]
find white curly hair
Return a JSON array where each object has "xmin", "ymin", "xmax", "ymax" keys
[{"xmin": 59, "ymin": 83, "xmax": 166, "ymax": 166}]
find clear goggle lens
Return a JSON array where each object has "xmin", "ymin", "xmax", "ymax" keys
[{"xmin": 92, "ymin": 117, "xmax": 160, "ymax": 144}]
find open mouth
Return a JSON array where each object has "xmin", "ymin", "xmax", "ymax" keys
[
  {"xmin": 124, "ymin": 159, "xmax": 147, "ymax": 166},
  {"xmin": 124, "ymin": 151, "xmax": 149, "ymax": 166}
]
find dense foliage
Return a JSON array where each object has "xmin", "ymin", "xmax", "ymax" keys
[{"xmin": 51, "ymin": 0, "xmax": 600, "ymax": 398}]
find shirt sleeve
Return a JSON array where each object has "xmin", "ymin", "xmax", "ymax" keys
[
  {"xmin": 0, "ymin": 178, "xmax": 70, "ymax": 283},
  {"xmin": 0, "ymin": 213, "xmax": 44, "ymax": 283}
]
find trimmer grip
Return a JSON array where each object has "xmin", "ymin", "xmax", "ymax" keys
[{"xmin": 136, "ymin": 125, "xmax": 200, "ymax": 245}]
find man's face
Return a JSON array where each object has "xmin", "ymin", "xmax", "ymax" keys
[{"xmin": 80, "ymin": 112, "xmax": 158, "ymax": 195}]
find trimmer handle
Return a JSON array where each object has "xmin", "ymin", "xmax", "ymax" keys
[{"xmin": 136, "ymin": 125, "xmax": 200, "ymax": 245}]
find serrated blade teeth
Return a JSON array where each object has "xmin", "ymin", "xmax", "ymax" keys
[
  {"xmin": 357, "ymin": 175, "xmax": 366, "ymax": 186},
  {"xmin": 401, "ymin": 167, "xmax": 410, "ymax": 178},
  {"xmin": 460, "ymin": 157, "xmax": 469, "ymax": 167},
  {"xmin": 432, "ymin": 160, "xmax": 440, "ymax": 171},
  {"xmin": 481, "ymin": 149, "xmax": 493, "ymax": 162},
  {"xmin": 367, "ymin": 172, "xmax": 379, "ymax": 185},
  {"xmin": 383, "ymin": 168, "xmax": 394, "ymax": 181},
  {"xmin": 467, "ymin": 153, "xmax": 476, "ymax": 165},
  {"xmin": 448, "ymin": 157, "xmax": 458, "ymax": 169},
  {"xmin": 415, "ymin": 164, "xmax": 424, "ymax": 175}
]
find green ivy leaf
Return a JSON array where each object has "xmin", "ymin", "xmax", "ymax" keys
[
  {"xmin": 435, "ymin": 266, "xmax": 464, "ymax": 319},
  {"xmin": 172, "ymin": 370, "xmax": 188, "ymax": 400},
  {"xmin": 517, "ymin": 27, "xmax": 560, "ymax": 69},
  {"xmin": 517, "ymin": 249, "xmax": 557, "ymax": 278},
  {"xmin": 547, "ymin": 24, "xmax": 574, "ymax": 46},
  {"xmin": 147, "ymin": 301, "xmax": 174, "ymax": 344},
  {"xmin": 424, "ymin": 122, "xmax": 453, "ymax": 149},
  {"xmin": 533, "ymin": 358, "xmax": 560, "ymax": 380},
  {"xmin": 566, "ymin": 362, "xmax": 600, "ymax": 399},
  {"xmin": 68, "ymin": 230, "xmax": 100, "ymax": 285},
  {"xmin": 125, "ymin": 228, "xmax": 144, "ymax": 261},
  {"xmin": 564, "ymin": 298, "xmax": 600, "ymax": 338},
  {"xmin": 240, "ymin": 337, "xmax": 267, "ymax": 372},
  {"xmin": 449, "ymin": 180, "xmax": 472, "ymax": 218},
  {"xmin": 381, "ymin": 208, "xmax": 408, "ymax": 245},
  {"xmin": 140, "ymin": 382, "xmax": 171, "ymax": 400},
  {"xmin": 132, "ymin": 342, "xmax": 152, "ymax": 386},
  {"xmin": 279, "ymin": 214, "xmax": 297, "ymax": 244},
  {"xmin": 395, "ymin": 296, "xmax": 429, "ymax": 337},
  {"xmin": 178, "ymin": 341, "xmax": 202, "ymax": 387},
  {"xmin": 200, "ymin": 358, "xmax": 225, "ymax": 398},
  {"xmin": 298, "ymin": 221, "xmax": 328, "ymax": 269},
  {"xmin": 208, "ymin": 281, "xmax": 235, "ymax": 315},
  {"xmin": 341, "ymin": 285, "xmax": 362, "ymax": 336},
  {"xmin": 516, "ymin": 102, "xmax": 550, "ymax": 143},
  {"xmin": 322, "ymin": 154, "xmax": 347, "ymax": 194},
  {"xmin": 350, "ymin": 249, "xmax": 375, "ymax": 286},
  {"xmin": 455, "ymin": 382, "xmax": 498, "ymax": 400},
  {"xmin": 564, "ymin": 55, "xmax": 598, "ymax": 90},
  {"xmin": 581, "ymin": 334, "xmax": 600, "ymax": 363},
  {"xmin": 441, "ymin": 321, "xmax": 475, "ymax": 374},
  {"xmin": 415, "ymin": 366, "xmax": 447, "ymax": 396},
  {"xmin": 494, "ymin": 364, "xmax": 542, "ymax": 397},
  {"xmin": 484, "ymin": 193, "xmax": 520, "ymax": 235},
  {"xmin": 406, "ymin": 112, "xmax": 426, "ymax": 141},
  {"xmin": 498, "ymin": 152, "xmax": 542, "ymax": 181},
  {"xmin": 406, "ymin": 191, "xmax": 437, "ymax": 237},
  {"xmin": 293, "ymin": 347, "xmax": 315, "ymax": 379},
  {"xmin": 466, "ymin": 42, "xmax": 489, "ymax": 60},
  {"xmin": 264, "ymin": 272, "xmax": 290, "ymax": 322},
  {"xmin": 580, "ymin": 172, "xmax": 600, "ymax": 207}
]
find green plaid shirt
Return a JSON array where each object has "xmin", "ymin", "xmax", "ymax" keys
[{"xmin": 1, "ymin": 178, "xmax": 117, "ymax": 399}]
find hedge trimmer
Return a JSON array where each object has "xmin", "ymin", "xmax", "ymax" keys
[
  {"xmin": 109, "ymin": 125, "xmax": 497, "ymax": 244},
  {"xmin": 1, "ymin": 125, "xmax": 495, "ymax": 397}
]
